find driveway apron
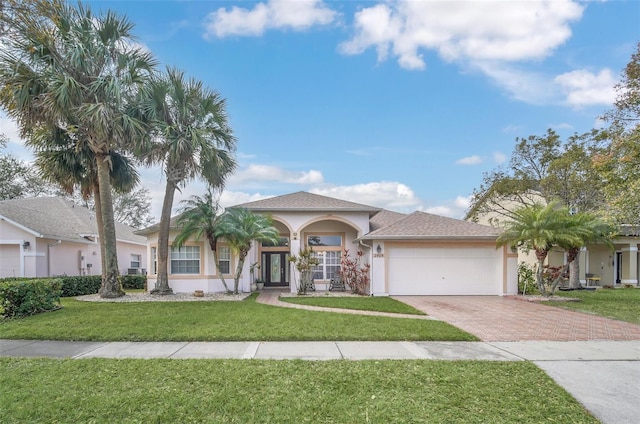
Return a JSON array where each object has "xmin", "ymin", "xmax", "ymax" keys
[{"xmin": 393, "ymin": 295, "xmax": 640, "ymax": 341}]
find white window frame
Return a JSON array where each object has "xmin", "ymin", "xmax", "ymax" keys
[
  {"xmin": 217, "ymin": 246, "xmax": 231, "ymax": 275},
  {"xmin": 170, "ymin": 245, "xmax": 201, "ymax": 274},
  {"xmin": 130, "ymin": 254, "xmax": 141, "ymax": 269}
]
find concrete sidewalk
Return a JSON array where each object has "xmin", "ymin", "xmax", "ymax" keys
[
  {"xmin": 2, "ymin": 339, "xmax": 639, "ymax": 361},
  {"xmin": 3, "ymin": 339, "xmax": 639, "ymax": 423}
]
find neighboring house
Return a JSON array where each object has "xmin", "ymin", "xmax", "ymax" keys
[
  {"xmin": 0, "ymin": 197, "xmax": 147, "ymax": 278},
  {"xmin": 138, "ymin": 191, "xmax": 517, "ymax": 295},
  {"xmin": 467, "ymin": 194, "xmax": 638, "ymax": 287}
]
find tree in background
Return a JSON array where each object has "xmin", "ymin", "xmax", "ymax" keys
[
  {"xmin": 466, "ymin": 129, "xmax": 605, "ymax": 224},
  {"xmin": 0, "ymin": 0, "xmax": 156, "ymax": 297},
  {"xmin": 0, "ymin": 134, "xmax": 59, "ymax": 199},
  {"xmin": 595, "ymin": 43, "xmax": 640, "ymax": 226},
  {"xmin": 137, "ymin": 68, "xmax": 236, "ymax": 295}
]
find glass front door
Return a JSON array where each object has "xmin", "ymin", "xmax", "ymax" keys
[{"xmin": 263, "ymin": 252, "xmax": 289, "ymax": 287}]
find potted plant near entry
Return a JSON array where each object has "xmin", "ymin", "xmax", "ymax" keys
[
  {"xmin": 255, "ymin": 278, "xmax": 265, "ymax": 290},
  {"xmin": 250, "ymin": 262, "xmax": 261, "ymax": 291}
]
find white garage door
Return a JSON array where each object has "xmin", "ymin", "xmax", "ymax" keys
[
  {"xmin": 0, "ymin": 244, "xmax": 21, "ymax": 278},
  {"xmin": 387, "ymin": 246, "xmax": 502, "ymax": 295}
]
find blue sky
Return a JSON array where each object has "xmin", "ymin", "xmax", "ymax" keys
[{"xmin": 1, "ymin": 0, "xmax": 638, "ymax": 220}]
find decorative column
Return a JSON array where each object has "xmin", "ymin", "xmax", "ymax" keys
[
  {"xmin": 289, "ymin": 231, "xmax": 301, "ymax": 293},
  {"xmin": 626, "ymin": 245, "xmax": 638, "ymax": 286}
]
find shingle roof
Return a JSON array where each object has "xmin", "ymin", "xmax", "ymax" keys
[
  {"xmin": 0, "ymin": 197, "xmax": 146, "ymax": 244},
  {"xmin": 232, "ymin": 191, "xmax": 382, "ymax": 215},
  {"xmin": 363, "ymin": 211, "xmax": 501, "ymax": 240},
  {"xmin": 369, "ymin": 209, "xmax": 407, "ymax": 231}
]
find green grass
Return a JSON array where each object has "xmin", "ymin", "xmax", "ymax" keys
[
  {"xmin": 280, "ymin": 296, "xmax": 426, "ymax": 315},
  {"xmin": 0, "ymin": 358, "xmax": 596, "ymax": 423},
  {"xmin": 0, "ymin": 295, "xmax": 473, "ymax": 342},
  {"xmin": 550, "ymin": 287, "xmax": 640, "ymax": 324}
]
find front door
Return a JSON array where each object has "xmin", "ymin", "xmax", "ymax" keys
[{"xmin": 264, "ymin": 252, "xmax": 289, "ymax": 287}]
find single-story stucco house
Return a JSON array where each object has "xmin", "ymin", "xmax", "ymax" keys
[
  {"xmin": 0, "ymin": 197, "xmax": 147, "ymax": 278},
  {"xmin": 138, "ymin": 192, "xmax": 517, "ymax": 296}
]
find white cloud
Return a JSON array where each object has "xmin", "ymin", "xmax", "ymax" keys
[
  {"xmin": 204, "ymin": 0, "xmax": 337, "ymax": 38},
  {"xmin": 311, "ymin": 181, "xmax": 421, "ymax": 211},
  {"xmin": 340, "ymin": 0, "xmax": 583, "ymax": 70},
  {"xmin": 474, "ymin": 62, "xmax": 558, "ymax": 105},
  {"xmin": 550, "ymin": 122, "xmax": 574, "ymax": 130},
  {"xmin": 229, "ymin": 164, "xmax": 324, "ymax": 185},
  {"xmin": 422, "ymin": 195, "xmax": 472, "ymax": 219},
  {"xmin": 554, "ymin": 68, "xmax": 617, "ymax": 108},
  {"xmin": 493, "ymin": 152, "xmax": 507, "ymax": 164},
  {"xmin": 219, "ymin": 190, "xmax": 273, "ymax": 208},
  {"xmin": 502, "ymin": 125, "xmax": 523, "ymax": 134},
  {"xmin": 456, "ymin": 155, "xmax": 483, "ymax": 165}
]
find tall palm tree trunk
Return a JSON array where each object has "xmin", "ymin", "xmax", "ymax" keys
[
  {"xmin": 535, "ymin": 249, "xmax": 548, "ymax": 295},
  {"xmin": 152, "ymin": 179, "xmax": 176, "ymax": 295},
  {"xmin": 93, "ymin": 186, "xmax": 106, "ymax": 281},
  {"xmin": 567, "ymin": 247, "xmax": 582, "ymax": 288},
  {"xmin": 96, "ymin": 156, "xmax": 123, "ymax": 298}
]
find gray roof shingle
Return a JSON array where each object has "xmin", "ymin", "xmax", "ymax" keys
[
  {"xmin": 363, "ymin": 211, "xmax": 501, "ymax": 240},
  {"xmin": 0, "ymin": 197, "xmax": 146, "ymax": 244},
  {"xmin": 232, "ymin": 191, "xmax": 382, "ymax": 215},
  {"xmin": 369, "ymin": 209, "xmax": 407, "ymax": 231}
]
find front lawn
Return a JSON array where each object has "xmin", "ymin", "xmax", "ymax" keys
[
  {"xmin": 550, "ymin": 287, "xmax": 640, "ymax": 324},
  {"xmin": 0, "ymin": 295, "xmax": 473, "ymax": 342},
  {"xmin": 0, "ymin": 358, "xmax": 596, "ymax": 423},
  {"xmin": 280, "ymin": 296, "xmax": 426, "ymax": 315}
]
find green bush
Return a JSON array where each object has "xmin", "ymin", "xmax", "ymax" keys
[
  {"xmin": 0, "ymin": 279, "xmax": 62, "ymax": 318},
  {"xmin": 122, "ymin": 275, "xmax": 146, "ymax": 290},
  {"xmin": 58, "ymin": 276, "xmax": 102, "ymax": 297},
  {"xmin": 517, "ymin": 262, "xmax": 539, "ymax": 295}
]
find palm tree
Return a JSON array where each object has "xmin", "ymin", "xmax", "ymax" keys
[
  {"xmin": 217, "ymin": 208, "xmax": 280, "ymax": 294},
  {"xmin": 556, "ymin": 213, "xmax": 615, "ymax": 289},
  {"xmin": 30, "ymin": 125, "xmax": 140, "ymax": 282},
  {"xmin": 173, "ymin": 190, "xmax": 231, "ymax": 293},
  {"xmin": 138, "ymin": 68, "xmax": 236, "ymax": 295},
  {"xmin": 496, "ymin": 203, "xmax": 581, "ymax": 295},
  {"xmin": 0, "ymin": 0, "xmax": 156, "ymax": 297}
]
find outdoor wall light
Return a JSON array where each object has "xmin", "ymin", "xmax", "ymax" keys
[
  {"xmin": 22, "ymin": 241, "xmax": 30, "ymax": 251},
  {"xmin": 376, "ymin": 244, "xmax": 382, "ymax": 254}
]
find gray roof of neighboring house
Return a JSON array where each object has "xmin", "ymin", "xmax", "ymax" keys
[
  {"xmin": 362, "ymin": 211, "xmax": 501, "ymax": 240},
  {"xmin": 0, "ymin": 197, "xmax": 146, "ymax": 244},
  {"xmin": 232, "ymin": 191, "xmax": 382, "ymax": 216}
]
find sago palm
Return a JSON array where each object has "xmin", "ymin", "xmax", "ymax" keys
[
  {"xmin": 217, "ymin": 208, "xmax": 280, "ymax": 294},
  {"xmin": 173, "ymin": 189, "xmax": 231, "ymax": 293},
  {"xmin": 496, "ymin": 203, "xmax": 581, "ymax": 295}
]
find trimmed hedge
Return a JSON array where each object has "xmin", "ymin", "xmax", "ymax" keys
[
  {"xmin": 0, "ymin": 279, "xmax": 62, "ymax": 318},
  {"xmin": 0, "ymin": 274, "xmax": 147, "ymax": 297}
]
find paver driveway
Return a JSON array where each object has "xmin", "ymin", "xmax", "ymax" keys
[{"xmin": 393, "ymin": 296, "xmax": 640, "ymax": 341}]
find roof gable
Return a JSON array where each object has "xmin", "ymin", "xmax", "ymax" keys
[
  {"xmin": 232, "ymin": 191, "xmax": 382, "ymax": 215},
  {"xmin": 0, "ymin": 197, "xmax": 146, "ymax": 244}
]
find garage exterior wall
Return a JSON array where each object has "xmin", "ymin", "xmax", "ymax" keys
[{"xmin": 373, "ymin": 241, "xmax": 516, "ymax": 296}]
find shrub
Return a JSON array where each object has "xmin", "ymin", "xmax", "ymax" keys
[
  {"xmin": 340, "ymin": 249, "xmax": 370, "ymax": 296},
  {"xmin": 0, "ymin": 279, "xmax": 62, "ymax": 318},
  {"xmin": 122, "ymin": 275, "xmax": 146, "ymax": 290},
  {"xmin": 58, "ymin": 276, "xmax": 102, "ymax": 297},
  {"xmin": 517, "ymin": 262, "xmax": 538, "ymax": 295}
]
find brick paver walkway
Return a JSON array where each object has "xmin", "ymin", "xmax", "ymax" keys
[{"xmin": 393, "ymin": 295, "xmax": 640, "ymax": 342}]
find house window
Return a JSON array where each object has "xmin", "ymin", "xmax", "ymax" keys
[
  {"xmin": 312, "ymin": 251, "xmax": 342, "ymax": 280},
  {"xmin": 307, "ymin": 234, "xmax": 343, "ymax": 280},
  {"xmin": 170, "ymin": 245, "xmax": 200, "ymax": 274},
  {"xmin": 218, "ymin": 246, "xmax": 231, "ymax": 275},
  {"xmin": 130, "ymin": 254, "xmax": 141, "ymax": 269},
  {"xmin": 151, "ymin": 247, "xmax": 157, "ymax": 274}
]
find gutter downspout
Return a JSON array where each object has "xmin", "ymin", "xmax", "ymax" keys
[
  {"xmin": 358, "ymin": 239, "xmax": 374, "ymax": 296},
  {"xmin": 47, "ymin": 240, "xmax": 62, "ymax": 277}
]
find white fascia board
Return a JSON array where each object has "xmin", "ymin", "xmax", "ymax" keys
[{"xmin": 0, "ymin": 214, "xmax": 41, "ymax": 237}]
